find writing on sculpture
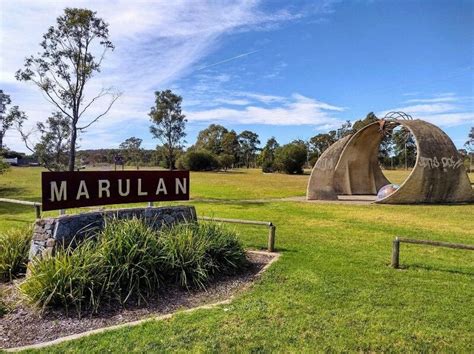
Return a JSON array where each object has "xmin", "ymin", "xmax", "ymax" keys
[
  {"xmin": 418, "ymin": 156, "xmax": 463, "ymax": 170},
  {"xmin": 316, "ymin": 158, "xmax": 336, "ymax": 171}
]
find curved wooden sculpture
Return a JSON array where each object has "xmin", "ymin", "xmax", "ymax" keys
[{"xmin": 307, "ymin": 119, "xmax": 473, "ymax": 204}]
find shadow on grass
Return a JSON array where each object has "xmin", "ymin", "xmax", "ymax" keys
[
  {"xmin": 0, "ymin": 217, "xmax": 33, "ymax": 225},
  {"xmin": 401, "ymin": 263, "xmax": 474, "ymax": 276},
  {"xmin": 0, "ymin": 186, "xmax": 31, "ymax": 198},
  {"xmin": 192, "ymin": 198, "xmax": 268, "ymax": 207},
  {"xmin": 0, "ymin": 202, "xmax": 37, "ymax": 216}
]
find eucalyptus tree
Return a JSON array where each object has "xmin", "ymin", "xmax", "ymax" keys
[
  {"xmin": 149, "ymin": 90, "xmax": 187, "ymax": 170},
  {"xmin": 238, "ymin": 130, "xmax": 260, "ymax": 168},
  {"xmin": 35, "ymin": 113, "xmax": 71, "ymax": 171},
  {"xmin": 16, "ymin": 8, "xmax": 120, "ymax": 171},
  {"xmin": 195, "ymin": 124, "xmax": 229, "ymax": 155},
  {"xmin": 119, "ymin": 136, "xmax": 143, "ymax": 170},
  {"xmin": 0, "ymin": 90, "xmax": 27, "ymax": 151}
]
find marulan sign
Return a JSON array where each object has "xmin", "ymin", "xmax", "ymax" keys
[{"xmin": 41, "ymin": 170, "xmax": 190, "ymax": 211}]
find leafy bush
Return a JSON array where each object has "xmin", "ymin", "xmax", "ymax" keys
[
  {"xmin": 261, "ymin": 160, "xmax": 274, "ymax": 173},
  {"xmin": 202, "ymin": 223, "xmax": 248, "ymax": 276},
  {"xmin": 21, "ymin": 239, "xmax": 104, "ymax": 314},
  {"xmin": 177, "ymin": 150, "xmax": 219, "ymax": 171},
  {"xmin": 97, "ymin": 218, "xmax": 164, "ymax": 303},
  {"xmin": 158, "ymin": 223, "xmax": 210, "ymax": 288},
  {"xmin": 159, "ymin": 222, "xmax": 248, "ymax": 288},
  {"xmin": 217, "ymin": 153, "xmax": 234, "ymax": 171},
  {"xmin": 0, "ymin": 226, "xmax": 32, "ymax": 281},
  {"xmin": 21, "ymin": 218, "xmax": 247, "ymax": 314},
  {"xmin": 274, "ymin": 143, "xmax": 307, "ymax": 174},
  {"xmin": 21, "ymin": 218, "xmax": 162, "ymax": 313},
  {"xmin": 0, "ymin": 159, "xmax": 10, "ymax": 174}
]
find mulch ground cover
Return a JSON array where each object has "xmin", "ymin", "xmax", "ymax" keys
[{"xmin": 1, "ymin": 252, "xmax": 275, "ymax": 349}]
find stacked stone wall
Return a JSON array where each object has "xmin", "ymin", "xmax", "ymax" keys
[{"xmin": 29, "ymin": 206, "xmax": 196, "ymax": 260}]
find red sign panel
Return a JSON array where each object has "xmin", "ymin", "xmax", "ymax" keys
[{"xmin": 41, "ymin": 170, "xmax": 190, "ymax": 211}]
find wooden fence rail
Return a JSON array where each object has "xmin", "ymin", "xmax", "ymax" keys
[
  {"xmin": 391, "ymin": 237, "xmax": 474, "ymax": 268},
  {"xmin": 0, "ymin": 198, "xmax": 42, "ymax": 219},
  {"xmin": 198, "ymin": 216, "xmax": 276, "ymax": 252},
  {"xmin": 0, "ymin": 199, "xmax": 277, "ymax": 252}
]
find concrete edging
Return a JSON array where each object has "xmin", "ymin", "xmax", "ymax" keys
[{"xmin": 6, "ymin": 250, "xmax": 280, "ymax": 352}]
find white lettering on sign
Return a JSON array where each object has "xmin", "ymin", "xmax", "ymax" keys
[
  {"xmin": 118, "ymin": 179, "xmax": 130, "ymax": 196},
  {"xmin": 138, "ymin": 178, "xmax": 148, "ymax": 196},
  {"xmin": 155, "ymin": 178, "xmax": 167, "ymax": 195},
  {"xmin": 50, "ymin": 181, "xmax": 67, "ymax": 202},
  {"xmin": 98, "ymin": 180, "xmax": 111, "ymax": 198},
  {"xmin": 176, "ymin": 178, "xmax": 187, "ymax": 194},
  {"xmin": 76, "ymin": 180, "xmax": 90, "ymax": 200}
]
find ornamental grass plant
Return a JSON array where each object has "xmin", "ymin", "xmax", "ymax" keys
[
  {"xmin": 158, "ymin": 222, "xmax": 249, "ymax": 289},
  {"xmin": 20, "ymin": 218, "xmax": 247, "ymax": 315},
  {"xmin": 20, "ymin": 239, "xmax": 104, "ymax": 315},
  {"xmin": 96, "ymin": 218, "xmax": 164, "ymax": 304},
  {"xmin": 0, "ymin": 225, "xmax": 32, "ymax": 281}
]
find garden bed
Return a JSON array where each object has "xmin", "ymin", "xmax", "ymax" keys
[{"xmin": 1, "ymin": 251, "xmax": 276, "ymax": 350}]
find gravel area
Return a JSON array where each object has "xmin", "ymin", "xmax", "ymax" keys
[{"xmin": 1, "ymin": 252, "xmax": 275, "ymax": 350}]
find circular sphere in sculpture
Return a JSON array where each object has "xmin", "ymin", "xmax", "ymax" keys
[{"xmin": 376, "ymin": 184, "xmax": 400, "ymax": 201}]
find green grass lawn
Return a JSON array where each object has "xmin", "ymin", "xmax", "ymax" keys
[{"xmin": 1, "ymin": 167, "xmax": 473, "ymax": 352}]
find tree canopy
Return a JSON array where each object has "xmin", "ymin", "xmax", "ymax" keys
[
  {"xmin": 119, "ymin": 137, "xmax": 143, "ymax": 170},
  {"xmin": 149, "ymin": 90, "xmax": 187, "ymax": 170},
  {"xmin": 238, "ymin": 130, "xmax": 260, "ymax": 168},
  {"xmin": 16, "ymin": 8, "xmax": 119, "ymax": 171},
  {"xmin": 34, "ymin": 112, "xmax": 71, "ymax": 171},
  {"xmin": 0, "ymin": 90, "xmax": 27, "ymax": 152}
]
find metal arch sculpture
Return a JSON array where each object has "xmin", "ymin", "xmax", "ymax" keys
[{"xmin": 307, "ymin": 118, "xmax": 473, "ymax": 204}]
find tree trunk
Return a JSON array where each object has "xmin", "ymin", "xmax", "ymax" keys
[
  {"xmin": 0, "ymin": 135, "xmax": 3, "ymax": 151},
  {"xmin": 168, "ymin": 147, "xmax": 173, "ymax": 170},
  {"xmin": 68, "ymin": 127, "xmax": 77, "ymax": 171}
]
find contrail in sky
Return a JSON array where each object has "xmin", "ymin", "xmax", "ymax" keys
[{"xmin": 196, "ymin": 50, "xmax": 260, "ymax": 71}]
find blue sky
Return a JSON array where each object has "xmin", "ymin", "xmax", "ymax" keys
[{"xmin": 1, "ymin": 0, "xmax": 472, "ymax": 152}]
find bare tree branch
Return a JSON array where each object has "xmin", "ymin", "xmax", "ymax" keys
[
  {"xmin": 78, "ymin": 88, "xmax": 109, "ymax": 118},
  {"xmin": 77, "ymin": 92, "xmax": 121, "ymax": 130}
]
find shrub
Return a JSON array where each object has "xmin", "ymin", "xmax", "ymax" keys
[
  {"xmin": 20, "ymin": 239, "xmax": 104, "ymax": 314},
  {"xmin": 0, "ymin": 226, "xmax": 32, "ymax": 281},
  {"xmin": 159, "ymin": 222, "xmax": 248, "ymax": 288},
  {"xmin": 21, "ymin": 218, "xmax": 163, "ymax": 313},
  {"xmin": 178, "ymin": 150, "xmax": 219, "ymax": 171},
  {"xmin": 261, "ymin": 160, "xmax": 274, "ymax": 173},
  {"xmin": 202, "ymin": 223, "xmax": 248, "ymax": 276},
  {"xmin": 274, "ymin": 143, "xmax": 307, "ymax": 174},
  {"xmin": 158, "ymin": 223, "xmax": 210, "ymax": 288},
  {"xmin": 0, "ymin": 159, "xmax": 9, "ymax": 174},
  {"xmin": 20, "ymin": 218, "xmax": 248, "ymax": 314},
  {"xmin": 97, "ymin": 218, "xmax": 164, "ymax": 304},
  {"xmin": 217, "ymin": 153, "xmax": 234, "ymax": 171}
]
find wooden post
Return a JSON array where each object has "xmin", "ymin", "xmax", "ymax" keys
[
  {"xmin": 34, "ymin": 204, "xmax": 41, "ymax": 219},
  {"xmin": 391, "ymin": 237, "xmax": 400, "ymax": 268},
  {"xmin": 59, "ymin": 209, "xmax": 66, "ymax": 216},
  {"xmin": 268, "ymin": 225, "xmax": 276, "ymax": 252},
  {"xmin": 148, "ymin": 202, "xmax": 154, "ymax": 207}
]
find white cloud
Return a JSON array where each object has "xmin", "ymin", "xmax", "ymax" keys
[
  {"xmin": 2, "ymin": 0, "xmax": 338, "ymax": 151},
  {"xmin": 186, "ymin": 93, "xmax": 344, "ymax": 126},
  {"xmin": 233, "ymin": 92, "xmax": 287, "ymax": 104},
  {"xmin": 214, "ymin": 98, "xmax": 251, "ymax": 106},
  {"xmin": 404, "ymin": 97, "xmax": 460, "ymax": 104},
  {"xmin": 379, "ymin": 94, "xmax": 474, "ymax": 127}
]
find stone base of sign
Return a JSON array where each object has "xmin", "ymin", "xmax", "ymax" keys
[{"xmin": 29, "ymin": 205, "xmax": 196, "ymax": 261}]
